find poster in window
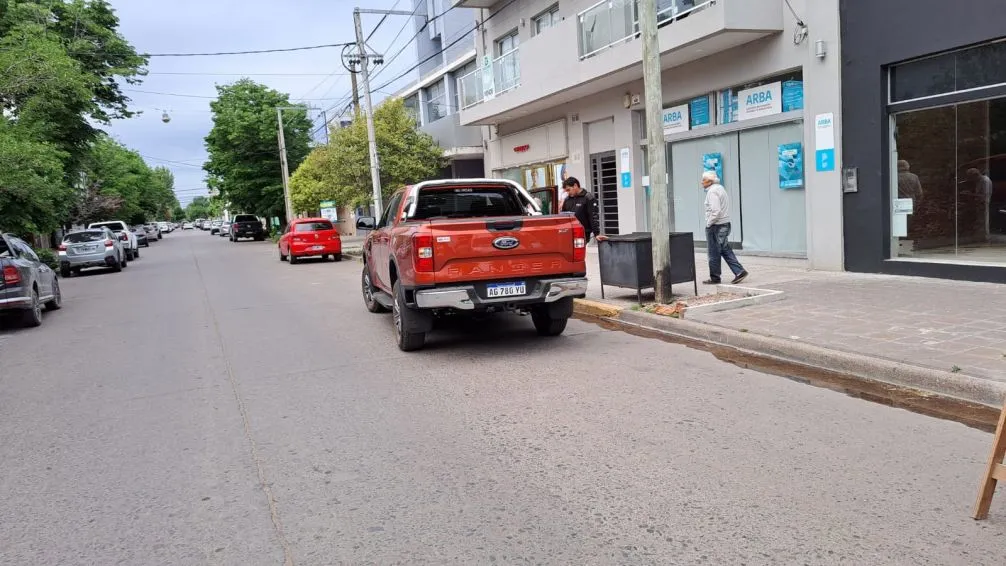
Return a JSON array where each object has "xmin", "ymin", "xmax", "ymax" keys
[
  {"xmin": 778, "ymin": 142, "xmax": 804, "ymax": 189},
  {"xmin": 702, "ymin": 153, "xmax": 723, "ymax": 183}
]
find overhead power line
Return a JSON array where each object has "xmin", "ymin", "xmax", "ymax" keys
[
  {"xmin": 147, "ymin": 72, "xmax": 351, "ymax": 77},
  {"xmin": 125, "ymin": 88, "xmax": 344, "ymax": 101},
  {"xmin": 143, "ymin": 43, "xmax": 353, "ymax": 57}
]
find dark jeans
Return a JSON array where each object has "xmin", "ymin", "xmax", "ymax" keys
[{"xmin": 706, "ymin": 223, "xmax": 744, "ymax": 282}]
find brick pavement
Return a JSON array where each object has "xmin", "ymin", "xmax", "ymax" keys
[{"xmin": 585, "ymin": 248, "xmax": 1006, "ymax": 383}]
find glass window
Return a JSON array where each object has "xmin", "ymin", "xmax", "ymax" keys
[
  {"xmin": 411, "ymin": 186, "xmax": 526, "ymax": 219},
  {"xmin": 13, "ymin": 239, "xmax": 38, "ymax": 262},
  {"xmin": 890, "ymin": 40, "xmax": 1006, "ymax": 103},
  {"xmin": 64, "ymin": 231, "xmax": 105, "ymax": 243},
  {"xmin": 532, "ymin": 5, "xmax": 559, "ymax": 36},
  {"xmin": 425, "ymin": 80, "xmax": 447, "ymax": 122},
  {"xmin": 294, "ymin": 221, "xmax": 334, "ymax": 232},
  {"xmin": 380, "ymin": 193, "xmax": 405, "ymax": 227},
  {"xmin": 890, "ymin": 98, "xmax": 1006, "ymax": 264},
  {"xmin": 496, "ymin": 31, "xmax": 518, "ymax": 56}
]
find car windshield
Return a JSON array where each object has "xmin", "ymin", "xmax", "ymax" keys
[
  {"xmin": 411, "ymin": 186, "xmax": 526, "ymax": 220},
  {"xmin": 64, "ymin": 232, "xmax": 106, "ymax": 243},
  {"xmin": 294, "ymin": 221, "xmax": 334, "ymax": 232}
]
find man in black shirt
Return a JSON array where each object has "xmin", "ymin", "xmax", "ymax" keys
[{"xmin": 560, "ymin": 177, "xmax": 607, "ymax": 242}]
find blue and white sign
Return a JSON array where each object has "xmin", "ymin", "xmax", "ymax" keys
[
  {"xmin": 689, "ymin": 96, "xmax": 711, "ymax": 128},
  {"xmin": 738, "ymin": 82, "xmax": 782, "ymax": 121},
  {"xmin": 662, "ymin": 103, "xmax": 690, "ymax": 135},
  {"xmin": 782, "ymin": 80, "xmax": 804, "ymax": 112},
  {"xmin": 814, "ymin": 112, "xmax": 836, "ymax": 172},
  {"xmin": 702, "ymin": 153, "xmax": 723, "ymax": 183},
  {"xmin": 778, "ymin": 143, "xmax": 804, "ymax": 189},
  {"xmin": 619, "ymin": 148, "xmax": 632, "ymax": 188}
]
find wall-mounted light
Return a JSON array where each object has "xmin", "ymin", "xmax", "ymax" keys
[{"xmin": 815, "ymin": 39, "xmax": 827, "ymax": 60}]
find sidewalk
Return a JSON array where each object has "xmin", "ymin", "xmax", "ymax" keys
[{"xmin": 583, "ymin": 247, "xmax": 1006, "ymax": 393}]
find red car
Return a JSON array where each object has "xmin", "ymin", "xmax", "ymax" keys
[{"xmin": 278, "ymin": 218, "xmax": 342, "ymax": 264}]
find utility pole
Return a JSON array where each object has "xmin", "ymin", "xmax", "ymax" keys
[
  {"xmin": 350, "ymin": 71, "xmax": 361, "ymax": 116},
  {"xmin": 276, "ymin": 105, "xmax": 309, "ymax": 222},
  {"xmin": 640, "ymin": 0, "xmax": 673, "ymax": 303},
  {"xmin": 276, "ymin": 107, "xmax": 293, "ymax": 223},
  {"xmin": 349, "ymin": 6, "xmax": 417, "ymax": 217}
]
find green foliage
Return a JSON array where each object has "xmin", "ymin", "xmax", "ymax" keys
[
  {"xmin": 35, "ymin": 248, "xmax": 58, "ymax": 270},
  {"xmin": 204, "ymin": 79, "xmax": 312, "ymax": 222},
  {"xmin": 0, "ymin": 121, "xmax": 68, "ymax": 234},
  {"xmin": 184, "ymin": 196, "xmax": 212, "ymax": 221},
  {"xmin": 171, "ymin": 204, "xmax": 185, "ymax": 221},
  {"xmin": 291, "ymin": 98, "xmax": 445, "ymax": 211}
]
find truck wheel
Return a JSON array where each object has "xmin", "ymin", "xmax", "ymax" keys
[
  {"xmin": 531, "ymin": 308, "xmax": 569, "ymax": 336},
  {"xmin": 393, "ymin": 281, "xmax": 425, "ymax": 351},
  {"xmin": 362, "ymin": 264, "xmax": 387, "ymax": 313},
  {"xmin": 60, "ymin": 266, "xmax": 71, "ymax": 278}
]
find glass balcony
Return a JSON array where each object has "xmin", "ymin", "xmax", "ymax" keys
[
  {"xmin": 578, "ymin": 0, "xmax": 713, "ymax": 60},
  {"xmin": 457, "ymin": 47, "xmax": 521, "ymax": 110}
]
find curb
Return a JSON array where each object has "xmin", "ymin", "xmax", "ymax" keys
[{"xmin": 573, "ymin": 299, "xmax": 1006, "ymax": 409}]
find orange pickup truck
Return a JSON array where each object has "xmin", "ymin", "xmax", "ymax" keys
[{"xmin": 356, "ymin": 179, "xmax": 589, "ymax": 351}]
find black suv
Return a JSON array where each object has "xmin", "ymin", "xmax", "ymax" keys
[{"xmin": 230, "ymin": 214, "xmax": 266, "ymax": 241}]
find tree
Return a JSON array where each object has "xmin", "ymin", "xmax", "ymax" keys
[
  {"xmin": 185, "ymin": 196, "xmax": 212, "ymax": 221},
  {"xmin": 0, "ymin": 121, "xmax": 68, "ymax": 235},
  {"xmin": 204, "ymin": 79, "xmax": 311, "ymax": 222},
  {"xmin": 171, "ymin": 204, "xmax": 185, "ymax": 222},
  {"xmin": 75, "ymin": 135, "xmax": 156, "ymax": 225},
  {"xmin": 290, "ymin": 98, "xmax": 445, "ymax": 212}
]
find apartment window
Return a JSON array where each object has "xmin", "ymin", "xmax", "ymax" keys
[
  {"xmin": 425, "ymin": 80, "xmax": 448, "ymax": 122},
  {"xmin": 404, "ymin": 95, "xmax": 420, "ymax": 126},
  {"xmin": 532, "ymin": 4, "xmax": 559, "ymax": 36},
  {"xmin": 496, "ymin": 30, "xmax": 519, "ymax": 56}
]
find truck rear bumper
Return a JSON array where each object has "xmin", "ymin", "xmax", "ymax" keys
[{"xmin": 415, "ymin": 277, "xmax": 588, "ymax": 311}]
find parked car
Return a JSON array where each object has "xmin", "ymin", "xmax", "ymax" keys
[
  {"xmin": 58, "ymin": 228, "xmax": 126, "ymax": 276},
  {"xmin": 88, "ymin": 220, "xmax": 139, "ymax": 260},
  {"xmin": 139, "ymin": 224, "xmax": 158, "ymax": 243},
  {"xmin": 209, "ymin": 220, "xmax": 222, "ymax": 235},
  {"xmin": 219, "ymin": 222, "xmax": 232, "ymax": 237},
  {"xmin": 279, "ymin": 218, "xmax": 342, "ymax": 264},
  {"xmin": 182, "ymin": 222, "xmax": 194, "ymax": 230},
  {"xmin": 1, "ymin": 233, "xmax": 62, "ymax": 327},
  {"xmin": 356, "ymin": 179, "xmax": 588, "ymax": 351},
  {"xmin": 230, "ymin": 214, "xmax": 266, "ymax": 241},
  {"xmin": 132, "ymin": 225, "xmax": 150, "ymax": 247},
  {"xmin": 158, "ymin": 221, "xmax": 172, "ymax": 234}
]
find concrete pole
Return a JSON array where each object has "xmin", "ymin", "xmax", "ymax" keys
[
  {"xmin": 640, "ymin": 0, "xmax": 673, "ymax": 303},
  {"xmin": 276, "ymin": 108, "xmax": 293, "ymax": 222},
  {"xmin": 350, "ymin": 71, "xmax": 361, "ymax": 116},
  {"xmin": 354, "ymin": 8, "xmax": 384, "ymax": 219}
]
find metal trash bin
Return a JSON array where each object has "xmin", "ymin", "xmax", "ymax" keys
[{"xmin": 597, "ymin": 232, "xmax": 697, "ymax": 304}]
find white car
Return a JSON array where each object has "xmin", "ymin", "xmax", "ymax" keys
[
  {"xmin": 182, "ymin": 222, "xmax": 194, "ymax": 230},
  {"xmin": 88, "ymin": 220, "xmax": 139, "ymax": 260},
  {"xmin": 158, "ymin": 222, "xmax": 172, "ymax": 234}
]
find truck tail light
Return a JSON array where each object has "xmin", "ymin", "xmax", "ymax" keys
[
  {"xmin": 57, "ymin": 244, "xmax": 67, "ymax": 251},
  {"xmin": 572, "ymin": 224, "xmax": 586, "ymax": 262},
  {"xmin": 105, "ymin": 240, "xmax": 114, "ymax": 247},
  {"xmin": 2, "ymin": 265, "xmax": 20, "ymax": 285},
  {"xmin": 119, "ymin": 232, "xmax": 128, "ymax": 241},
  {"xmin": 414, "ymin": 234, "xmax": 434, "ymax": 272}
]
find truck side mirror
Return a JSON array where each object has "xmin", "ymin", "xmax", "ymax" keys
[{"xmin": 356, "ymin": 216, "xmax": 377, "ymax": 230}]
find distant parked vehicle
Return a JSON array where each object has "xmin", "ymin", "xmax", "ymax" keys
[
  {"xmin": 219, "ymin": 222, "xmax": 232, "ymax": 237},
  {"xmin": 58, "ymin": 228, "xmax": 126, "ymax": 276},
  {"xmin": 1, "ymin": 233, "xmax": 62, "ymax": 327},
  {"xmin": 88, "ymin": 220, "xmax": 139, "ymax": 260},
  {"xmin": 230, "ymin": 214, "xmax": 266, "ymax": 241},
  {"xmin": 182, "ymin": 222, "xmax": 194, "ymax": 230},
  {"xmin": 131, "ymin": 226, "xmax": 150, "ymax": 247},
  {"xmin": 158, "ymin": 222, "xmax": 172, "ymax": 234},
  {"xmin": 278, "ymin": 218, "xmax": 342, "ymax": 264},
  {"xmin": 142, "ymin": 224, "xmax": 159, "ymax": 243},
  {"xmin": 209, "ymin": 220, "xmax": 222, "ymax": 235}
]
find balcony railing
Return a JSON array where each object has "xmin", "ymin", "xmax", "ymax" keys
[
  {"xmin": 457, "ymin": 47, "xmax": 521, "ymax": 110},
  {"xmin": 578, "ymin": 0, "xmax": 713, "ymax": 60}
]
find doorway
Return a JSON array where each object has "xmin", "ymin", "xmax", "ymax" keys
[{"xmin": 590, "ymin": 152, "xmax": 620, "ymax": 235}]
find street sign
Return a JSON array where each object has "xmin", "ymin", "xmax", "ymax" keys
[{"xmin": 320, "ymin": 201, "xmax": 338, "ymax": 222}]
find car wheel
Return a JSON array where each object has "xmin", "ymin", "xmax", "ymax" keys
[
  {"xmin": 393, "ymin": 281, "xmax": 426, "ymax": 351},
  {"xmin": 331, "ymin": 253, "xmax": 342, "ymax": 262},
  {"xmin": 133, "ymin": 247, "xmax": 139, "ymax": 259},
  {"xmin": 60, "ymin": 266, "xmax": 71, "ymax": 278},
  {"xmin": 254, "ymin": 236, "xmax": 264, "ymax": 241},
  {"xmin": 278, "ymin": 246, "xmax": 287, "ymax": 261},
  {"xmin": 531, "ymin": 307, "xmax": 569, "ymax": 337},
  {"xmin": 362, "ymin": 264, "xmax": 387, "ymax": 313},
  {"xmin": 21, "ymin": 288, "xmax": 42, "ymax": 327},
  {"xmin": 45, "ymin": 279, "xmax": 62, "ymax": 311},
  {"xmin": 71, "ymin": 268, "xmax": 81, "ymax": 276},
  {"xmin": 289, "ymin": 253, "xmax": 299, "ymax": 265},
  {"xmin": 125, "ymin": 248, "xmax": 133, "ymax": 261}
]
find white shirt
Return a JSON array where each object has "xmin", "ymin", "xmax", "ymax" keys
[{"xmin": 704, "ymin": 183, "xmax": 731, "ymax": 227}]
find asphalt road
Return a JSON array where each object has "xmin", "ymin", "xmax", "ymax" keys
[{"xmin": 1, "ymin": 229, "xmax": 1004, "ymax": 565}]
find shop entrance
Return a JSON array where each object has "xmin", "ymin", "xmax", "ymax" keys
[
  {"xmin": 590, "ymin": 151, "xmax": 620, "ymax": 235},
  {"xmin": 668, "ymin": 120, "xmax": 806, "ymax": 255}
]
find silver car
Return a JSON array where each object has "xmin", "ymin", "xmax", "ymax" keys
[
  {"xmin": 218, "ymin": 222, "xmax": 232, "ymax": 236},
  {"xmin": 57, "ymin": 228, "xmax": 126, "ymax": 277}
]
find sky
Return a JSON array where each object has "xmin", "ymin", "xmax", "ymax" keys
[{"xmin": 105, "ymin": 0, "xmax": 422, "ymax": 207}]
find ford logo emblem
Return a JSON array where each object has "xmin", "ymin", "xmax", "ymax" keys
[{"xmin": 492, "ymin": 236, "xmax": 520, "ymax": 250}]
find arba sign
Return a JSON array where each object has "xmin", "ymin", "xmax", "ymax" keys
[
  {"xmin": 662, "ymin": 103, "xmax": 689, "ymax": 135},
  {"xmin": 738, "ymin": 82, "xmax": 782, "ymax": 121}
]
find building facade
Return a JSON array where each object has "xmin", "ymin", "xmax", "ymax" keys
[
  {"xmin": 454, "ymin": 0, "xmax": 844, "ymax": 269},
  {"xmin": 841, "ymin": 0, "xmax": 1006, "ymax": 283},
  {"xmin": 397, "ymin": 0, "xmax": 486, "ymax": 179}
]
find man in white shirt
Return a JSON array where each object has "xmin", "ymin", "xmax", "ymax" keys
[{"xmin": 702, "ymin": 170, "xmax": 748, "ymax": 284}]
